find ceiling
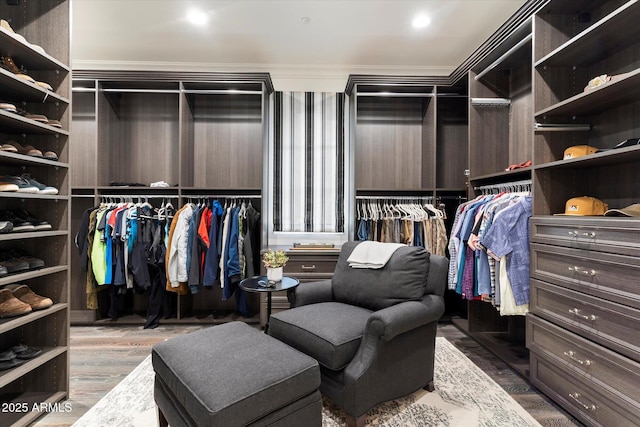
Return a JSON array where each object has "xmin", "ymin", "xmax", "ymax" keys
[{"xmin": 71, "ymin": 0, "xmax": 528, "ymax": 90}]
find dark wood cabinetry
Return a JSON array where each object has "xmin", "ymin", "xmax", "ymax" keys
[
  {"xmin": 451, "ymin": 19, "xmax": 534, "ymax": 379},
  {"xmin": 454, "ymin": 7, "xmax": 640, "ymax": 424},
  {"xmin": 69, "ymin": 71, "xmax": 272, "ymax": 324},
  {"xmin": 526, "ymin": 1, "xmax": 640, "ymax": 425},
  {"xmin": 347, "ymin": 79, "xmax": 468, "ymax": 196},
  {"xmin": 0, "ymin": 1, "xmax": 71, "ymax": 425}
]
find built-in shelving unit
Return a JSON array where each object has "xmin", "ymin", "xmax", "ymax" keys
[
  {"xmin": 345, "ymin": 76, "xmax": 468, "ymax": 234},
  {"xmin": 0, "ymin": 1, "xmax": 71, "ymax": 425},
  {"xmin": 528, "ymin": 1, "xmax": 640, "ymax": 426},
  {"xmin": 69, "ymin": 71, "xmax": 272, "ymax": 325}
]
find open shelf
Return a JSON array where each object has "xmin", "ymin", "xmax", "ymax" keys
[
  {"xmin": 535, "ymin": 1, "xmax": 640, "ymax": 67},
  {"xmin": 535, "ymin": 68, "xmax": 640, "ymax": 117}
]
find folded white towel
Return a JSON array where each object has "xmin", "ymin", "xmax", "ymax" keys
[{"xmin": 347, "ymin": 241, "xmax": 405, "ymax": 269}]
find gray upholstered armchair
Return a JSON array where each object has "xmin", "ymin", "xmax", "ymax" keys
[{"xmin": 268, "ymin": 241, "xmax": 448, "ymax": 427}]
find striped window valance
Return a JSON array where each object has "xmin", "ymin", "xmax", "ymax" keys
[{"xmin": 273, "ymin": 91, "xmax": 346, "ymax": 233}]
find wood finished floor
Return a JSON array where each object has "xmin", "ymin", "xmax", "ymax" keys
[{"xmin": 32, "ymin": 321, "xmax": 582, "ymax": 427}]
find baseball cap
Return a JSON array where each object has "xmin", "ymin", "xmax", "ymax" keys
[
  {"xmin": 556, "ymin": 196, "xmax": 608, "ymax": 216},
  {"xmin": 604, "ymin": 203, "xmax": 640, "ymax": 217},
  {"xmin": 563, "ymin": 145, "xmax": 598, "ymax": 159}
]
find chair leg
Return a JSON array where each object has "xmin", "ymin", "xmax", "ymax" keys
[
  {"xmin": 423, "ymin": 380, "xmax": 435, "ymax": 392},
  {"xmin": 158, "ymin": 407, "xmax": 169, "ymax": 427},
  {"xmin": 346, "ymin": 414, "xmax": 365, "ymax": 427}
]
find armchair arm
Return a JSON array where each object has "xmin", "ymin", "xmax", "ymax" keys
[
  {"xmin": 366, "ymin": 294, "xmax": 445, "ymax": 341},
  {"xmin": 287, "ymin": 279, "xmax": 334, "ymax": 307}
]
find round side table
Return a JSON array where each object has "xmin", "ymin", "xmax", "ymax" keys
[{"xmin": 239, "ymin": 276, "xmax": 299, "ymax": 333}]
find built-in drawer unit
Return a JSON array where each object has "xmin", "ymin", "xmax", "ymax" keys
[
  {"xmin": 530, "ymin": 217, "xmax": 640, "ymax": 257},
  {"xmin": 530, "ymin": 352, "xmax": 640, "ymax": 427},
  {"xmin": 527, "ymin": 315, "xmax": 640, "ymax": 408},
  {"xmin": 530, "ymin": 279, "xmax": 640, "ymax": 363},
  {"xmin": 284, "ymin": 251, "xmax": 340, "ymax": 282},
  {"xmin": 530, "ymin": 243, "xmax": 640, "ymax": 309}
]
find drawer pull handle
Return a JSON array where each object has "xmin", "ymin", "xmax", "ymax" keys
[
  {"xmin": 569, "ymin": 308, "xmax": 597, "ymax": 321},
  {"xmin": 568, "ymin": 231, "xmax": 596, "ymax": 239},
  {"xmin": 301, "ymin": 265, "xmax": 316, "ymax": 271},
  {"xmin": 569, "ymin": 392, "xmax": 597, "ymax": 411},
  {"xmin": 568, "ymin": 266, "xmax": 596, "ymax": 276},
  {"xmin": 563, "ymin": 350, "xmax": 592, "ymax": 366}
]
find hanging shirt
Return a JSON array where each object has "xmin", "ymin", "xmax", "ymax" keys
[{"xmin": 481, "ymin": 195, "xmax": 532, "ymax": 306}]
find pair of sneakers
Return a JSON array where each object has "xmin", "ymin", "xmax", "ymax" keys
[
  {"xmin": 0, "ymin": 210, "xmax": 51, "ymax": 233},
  {"xmin": 0, "ymin": 174, "xmax": 58, "ymax": 194}
]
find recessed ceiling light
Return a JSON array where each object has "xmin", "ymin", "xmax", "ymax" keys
[
  {"xmin": 187, "ymin": 9, "xmax": 209, "ymax": 26},
  {"xmin": 412, "ymin": 14, "xmax": 431, "ymax": 29}
]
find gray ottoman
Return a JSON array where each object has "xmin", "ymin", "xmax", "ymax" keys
[{"xmin": 152, "ymin": 321, "xmax": 322, "ymax": 427}]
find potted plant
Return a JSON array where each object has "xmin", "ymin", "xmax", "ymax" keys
[{"xmin": 262, "ymin": 249, "xmax": 289, "ymax": 283}]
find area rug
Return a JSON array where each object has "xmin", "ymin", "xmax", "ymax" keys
[{"xmin": 72, "ymin": 337, "xmax": 541, "ymax": 426}]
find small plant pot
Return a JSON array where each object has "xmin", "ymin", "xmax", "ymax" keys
[{"xmin": 266, "ymin": 267, "xmax": 283, "ymax": 283}]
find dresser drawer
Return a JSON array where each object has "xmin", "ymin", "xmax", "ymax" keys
[
  {"xmin": 530, "ymin": 279, "xmax": 640, "ymax": 363},
  {"xmin": 530, "ymin": 216, "xmax": 640, "ymax": 257},
  {"xmin": 284, "ymin": 259, "xmax": 337, "ymax": 275},
  {"xmin": 527, "ymin": 315, "xmax": 640, "ymax": 405},
  {"xmin": 530, "ymin": 353, "xmax": 640, "ymax": 427},
  {"xmin": 283, "ymin": 251, "xmax": 339, "ymax": 281},
  {"xmin": 531, "ymin": 243, "xmax": 640, "ymax": 309}
]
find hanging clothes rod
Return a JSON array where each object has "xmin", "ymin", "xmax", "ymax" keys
[
  {"xmin": 474, "ymin": 33, "xmax": 533, "ymax": 81},
  {"xmin": 355, "ymin": 195, "xmax": 434, "ymax": 200},
  {"xmin": 99, "ymin": 194, "xmax": 179, "ymax": 199},
  {"xmin": 474, "ymin": 179, "xmax": 532, "ymax": 192},
  {"xmin": 183, "ymin": 194, "xmax": 262, "ymax": 199}
]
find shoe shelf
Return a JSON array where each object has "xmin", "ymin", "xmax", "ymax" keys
[
  {"xmin": 0, "ymin": 303, "xmax": 67, "ymax": 335},
  {"xmin": 0, "ymin": 346, "xmax": 67, "ymax": 388},
  {"xmin": 0, "ymin": 193, "xmax": 68, "ymax": 201},
  {"xmin": 0, "ymin": 151, "xmax": 68, "ymax": 169},
  {"xmin": 0, "ymin": 26, "xmax": 69, "ymax": 74},
  {"xmin": 0, "ymin": 2, "xmax": 70, "ymax": 425},
  {"xmin": 0, "ymin": 68, "xmax": 69, "ymax": 106},
  {"xmin": 0, "ymin": 266, "xmax": 68, "ymax": 288},
  {"xmin": 0, "ymin": 230, "xmax": 67, "ymax": 242},
  {"xmin": 0, "ymin": 110, "xmax": 69, "ymax": 136}
]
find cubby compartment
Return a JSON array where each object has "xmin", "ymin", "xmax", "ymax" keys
[
  {"xmin": 468, "ymin": 20, "xmax": 533, "ymax": 184},
  {"xmin": 180, "ymin": 81, "xmax": 266, "ymax": 189},
  {"xmin": 436, "ymin": 89, "xmax": 468, "ymax": 192},
  {"xmin": 70, "ymin": 80, "xmax": 97, "ymax": 188},
  {"xmin": 352, "ymin": 84, "xmax": 436, "ymax": 191},
  {"xmin": 96, "ymin": 81, "xmax": 180, "ymax": 187}
]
